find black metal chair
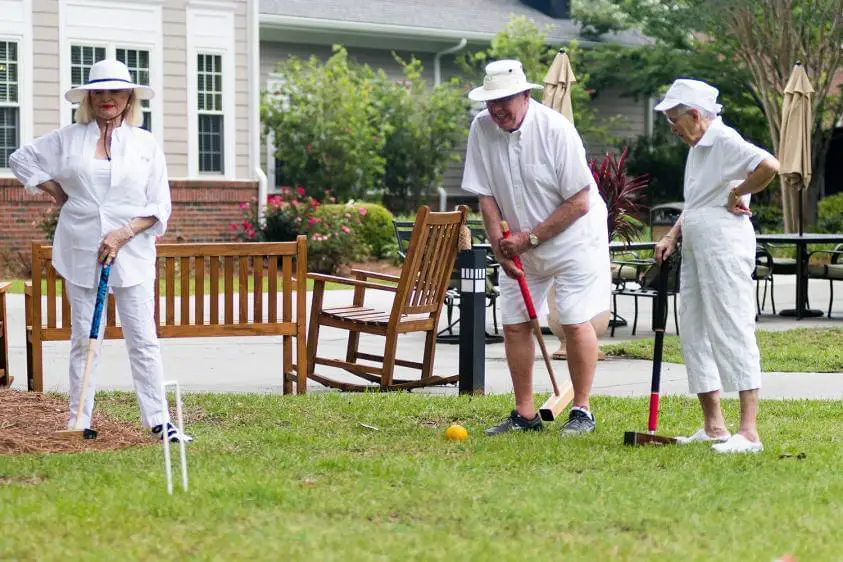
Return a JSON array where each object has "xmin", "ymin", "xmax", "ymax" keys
[
  {"xmin": 610, "ymin": 253, "xmax": 681, "ymax": 337},
  {"xmin": 807, "ymin": 243, "xmax": 843, "ymax": 318},
  {"xmin": 753, "ymin": 245, "xmax": 776, "ymax": 318}
]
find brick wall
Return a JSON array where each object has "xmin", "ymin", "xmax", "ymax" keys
[{"xmin": 0, "ymin": 178, "xmax": 258, "ymax": 275}]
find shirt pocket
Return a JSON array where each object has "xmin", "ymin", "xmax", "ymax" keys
[{"xmin": 117, "ymin": 151, "xmax": 153, "ymax": 205}]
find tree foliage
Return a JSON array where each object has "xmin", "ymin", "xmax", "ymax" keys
[
  {"xmin": 262, "ymin": 46, "xmax": 470, "ymax": 211},
  {"xmin": 574, "ymin": 0, "xmax": 843, "ymax": 226},
  {"xmin": 456, "ymin": 16, "xmax": 619, "ymax": 146}
]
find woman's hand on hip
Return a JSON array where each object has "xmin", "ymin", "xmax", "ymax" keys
[
  {"xmin": 98, "ymin": 225, "xmax": 135, "ymax": 265},
  {"xmin": 39, "ymin": 180, "xmax": 68, "ymax": 206},
  {"xmin": 727, "ymin": 188, "xmax": 752, "ymax": 217},
  {"xmin": 654, "ymin": 236, "xmax": 676, "ymax": 264}
]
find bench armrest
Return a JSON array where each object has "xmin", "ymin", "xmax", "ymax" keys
[
  {"xmin": 23, "ymin": 281, "xmax": 32, "ymax": 296},
  {"xmin": 350, "ymin": 269, "xmax": 401, "ymax": 283},
  {"xmin": 307, "ymin": 273, "xmax": 398, "ymax": 292},
  {"xmin": 0, "ymin": 281, "xmax": 10, "ymax": 293}
]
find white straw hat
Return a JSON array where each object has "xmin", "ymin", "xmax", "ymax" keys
[
  {"xmin": 654, "ymin": 78, "xmax": 722, "ymax": 115},
  {"xmin": 468, "ymin": 60, "xmax": 543, "ymax": 102},
  {"xmin": 64, "ymin": 59, "xmax": 155, "ymax": 103}
]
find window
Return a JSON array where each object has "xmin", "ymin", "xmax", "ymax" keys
[
  {"xmin": 70, "ymin": 45, "xmax": 106, "ymax": 89},
  {"xmin": 116, "ymin": 48, "xmax": 152, "ymax": 131},
  {"xmin": 197, "ymin": 53, "xmax": 223, "ymax": 173},
  {"xmin": 0, "ymin": 40, "xmax": 19, "ymax": 168}
]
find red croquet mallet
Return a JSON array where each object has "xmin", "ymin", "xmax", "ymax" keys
[
  {"xmin": 624, "ymin": 258, "xmax": 678, "ymax": 446},
  {"xmin": 501, "ymin": 222, "xmax": 574, "ymax": 421}
]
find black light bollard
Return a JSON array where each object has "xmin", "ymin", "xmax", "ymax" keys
[{"xmin": 458, "ymin": 248, "xmax": 486, "ymax": 395}]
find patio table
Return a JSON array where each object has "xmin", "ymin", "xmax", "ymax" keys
[{"xmin": 756, "ymin": 233, "xmax": 843, "ymax": 319}]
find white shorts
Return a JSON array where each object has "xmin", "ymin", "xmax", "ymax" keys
[{"xmin": 500, "ymin": 254, "xmax": 611, "ymax": 326}]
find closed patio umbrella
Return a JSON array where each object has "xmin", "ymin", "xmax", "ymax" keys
[
  {"xmin": 542, "ymin": 49, "xmax": 576, "ymax": 123},
  {"xmin": 779, "ymin": 62, "xmax": 814, "ymax": 235},
  {"xmin": 778, "ymin": 62, "xmax": 820, "ymax": 318}
]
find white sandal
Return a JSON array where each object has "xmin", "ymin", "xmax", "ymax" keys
[
  {"xmin": 711, "ymin": 434, "xmax": 763, "ymax": 454},
  {"xmin": 676, "ymin": 428, "xmax": 731, "ymax": 445}
]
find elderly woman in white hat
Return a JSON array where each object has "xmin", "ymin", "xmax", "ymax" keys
[
  {"xmin": 9, "ymin": 59, "xmax": 191, "ymax": 443},
  {"xmin": 653, "ymin": 79, "xmax": 779, "ymax": 453},
  {"xmin": 462, "ymin": 60, "xmax": 611, "ymax": 437}
]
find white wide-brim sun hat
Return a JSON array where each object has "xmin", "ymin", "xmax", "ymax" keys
[
  {"xmin": 64, "ymin": 59, "xmax": 155, "ymax": 103},
  {"xmin": 468, "ymin": 59, "xmax": 543, "ymax": 102}
]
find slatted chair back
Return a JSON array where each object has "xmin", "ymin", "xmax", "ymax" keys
[
  {"xmin": 391, "ymin": 206, "xmax": 468, "ymax": 320},
  {"xmin": 25, "ymin": 238, "xmax": 308, "ymax": 393}
]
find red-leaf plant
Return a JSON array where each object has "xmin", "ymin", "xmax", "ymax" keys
[{"xmin": 589, "ymin": 147, "xmax": 648, "ymax": 244}]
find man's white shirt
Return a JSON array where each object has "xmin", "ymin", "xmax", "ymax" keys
[{"xmin": 462, "ymin": 99, "xmax": 607, "ymax": 277}]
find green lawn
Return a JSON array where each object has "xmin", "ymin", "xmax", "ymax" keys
[
  {"xmin": 1, "ymin": 392, "xmax": 841, "ymax": 560},
  {"xmin": 602, "ymin": 328, "xmax": 843, "ymax": 372}
]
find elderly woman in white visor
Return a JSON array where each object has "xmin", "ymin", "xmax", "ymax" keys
[
  {"xmin": 9, "ymin": 59, "xmax": 191, "ymax": 443},
  {"xmin": 653, "ymin": 79, "xmax": 779, "ymax": 453}
]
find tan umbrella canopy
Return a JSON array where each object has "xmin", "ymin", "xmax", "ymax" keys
[
  {"xmin": 779, "ymin": 62, "xmax": 814, "ymax": 234},
  {"xmin": 542, "ymin": 49, "xmax": 576, "ymax": 123}
]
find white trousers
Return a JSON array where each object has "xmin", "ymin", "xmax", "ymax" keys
[
  {"xmin": 680, "ymin": 208, "xmax": 762, "ymax": 394},
  {"xmin": 66, "ymin": 279, "xmax": 167, "ymax": 429}
]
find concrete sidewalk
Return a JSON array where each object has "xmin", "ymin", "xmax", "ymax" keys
[{"xmin": 3, "ymin": 273, "xmax": 841, "ymax": 399}]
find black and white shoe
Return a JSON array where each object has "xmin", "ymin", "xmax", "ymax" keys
[
  {"xmin": 484, "ymin": 410, "xmax": 543, "ymax": 436},
  {"xmin": 151, "ymin": 423, "xmax": 193, "ymax": 443},
  {"xmin": 559, "ymin": 407, "xmax": 596, "ymax": 436}
]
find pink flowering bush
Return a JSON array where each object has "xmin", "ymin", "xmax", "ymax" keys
[
  {"xmin": 231, "ymin": 188, "xmax": 370, "ymax": 274},
  {"xmin": 35, "ymin": 205, "xmax": 60, "ymax": 242}
]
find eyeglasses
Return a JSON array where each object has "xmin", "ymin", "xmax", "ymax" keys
[
  {"xmin": 486, "ymin": 93, "xmax": 521, "ymax": 106},
  {"xmin": 665, "ymin": 109, "xmax": 689, "ymax": 127}
]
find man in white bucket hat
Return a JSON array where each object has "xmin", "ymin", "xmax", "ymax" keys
[
  {"xmin": 9, "ymin": 59, "xmax": 192, "ymax": 443},
  {"xmin": 462, "ymin": 60, "xmax": 611, "ymax": 437},
  {"xmin": 653, "ymin": 78, "xmax": 779, "ymax": 453}
]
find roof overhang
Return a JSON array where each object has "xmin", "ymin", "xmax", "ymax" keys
[{"xmin": 259, "ymin": 13, "xmax": 604, "ymax": 51}]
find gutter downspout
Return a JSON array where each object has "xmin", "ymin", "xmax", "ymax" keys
[
  {"xmin": 250, "ymin": 0, "xmax": 267, "ymax": 221},
  {"xmin": 433, "ymin": 38, "xmax": 466, "ymax": 211},
  {"xmin": 433, "ymin": 38, "xmax": 467, "ymax": 86}
]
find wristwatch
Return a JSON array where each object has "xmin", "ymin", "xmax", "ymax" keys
[{"xmin": 528, "ymin": 232, "xmax": 540, "ymax": 248}]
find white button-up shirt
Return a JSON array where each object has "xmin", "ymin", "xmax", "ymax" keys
[
  {"xmin": 10, "ymin": 121, "xmax": 171, "ymax": 288},
  {"xmin": 685, "ymin": 117, "xmax": 773, "ymax": 210},
  {"xmin": 462, "ymin": 99, "xmax": 607, "ymax": 277}
]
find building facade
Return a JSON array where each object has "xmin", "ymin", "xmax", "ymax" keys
[{"xmin": 0, "ymin": 0, "xmax": 261, "ymax": 261}]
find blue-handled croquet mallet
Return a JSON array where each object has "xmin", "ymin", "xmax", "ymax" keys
[{"xmin": 57, "ymin": 264, "xmax": 111, "ymax": 440}]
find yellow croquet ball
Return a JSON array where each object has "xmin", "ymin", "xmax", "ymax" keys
[{"xmin": 444, "ymin": 424, "xmax": 468, "ymax": 441}]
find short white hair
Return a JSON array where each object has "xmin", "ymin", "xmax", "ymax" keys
[{"xmin": 74, "ymin": 91, "xmax": 144, "ymax": 126}]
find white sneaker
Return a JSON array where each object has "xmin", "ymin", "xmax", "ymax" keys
[
  {"xmin": 675, "ymin": 428, "xmax": 731, "ymax": 445},
  {"xmin": 711, "ymin": 434, "xmax": 763, "ymax": 454}
]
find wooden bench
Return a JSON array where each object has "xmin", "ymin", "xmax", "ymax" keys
[
  {"xmin": 24, "ymin": 239, "xmax": 308, "ymax": 393},
  {"xmin": 0, "ymin": 281, "xmax": 10, "ymax": 387}
]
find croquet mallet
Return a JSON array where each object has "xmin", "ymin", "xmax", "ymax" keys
[
  {"xmin": 500, "ymin": 222, "xmax": 574, "ymax": 421},
  {"xmin": 56, "ymin": 264, "xmax": 111, "ymax": 440},
  {"xmin": 623, "ymin": 258, "xmax": 678, "ymax": 446}
]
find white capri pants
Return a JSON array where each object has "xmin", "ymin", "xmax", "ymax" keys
[
  {"xmin": 66, "ymin": 278, "xmax": 168, "ymax": 430},
  {"xmin": 680, "ymin": 207, "xmax": 762, "ymax": 394}
]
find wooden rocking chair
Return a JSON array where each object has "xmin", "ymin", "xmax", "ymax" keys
[{"xmin": 306, "ymin": 205, "xmax": 468, "ymax": 391}]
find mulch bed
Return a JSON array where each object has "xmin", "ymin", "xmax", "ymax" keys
[{"xmin": 0, "ymin": 389, "xmax": 151, "ymax": 456}]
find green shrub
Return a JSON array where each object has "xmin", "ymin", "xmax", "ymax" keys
[
  {"xmin": 817, "ymin": 193, "xmax": 843, "ymax": 233},
  {"xmin": 750, "ymin": 204, "xmax": 784, "ymax": 233},
  {"xmin": 319, "ymin": 202, "xmax": 394, "ymax": 259},
  {"xmin": 232, "ymin": 190, "xmax": 369, "ymax": 274}
]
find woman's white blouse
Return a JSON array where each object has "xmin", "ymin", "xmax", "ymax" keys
[{"xmin": 9, "ymin": 121, "xmax": 171, "ymax": 288}]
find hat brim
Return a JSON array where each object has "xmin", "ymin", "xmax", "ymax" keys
[
  {"xmin": 653, "ymin": 97, "xmax": 681, "ymax": 112},
  {"xmin": 468, "ymin": 83, "xmax": 543, "ymax": 102},
  {"xmin": 65, "ymin": 81, "xmax": 155, "ymax": 103}
]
